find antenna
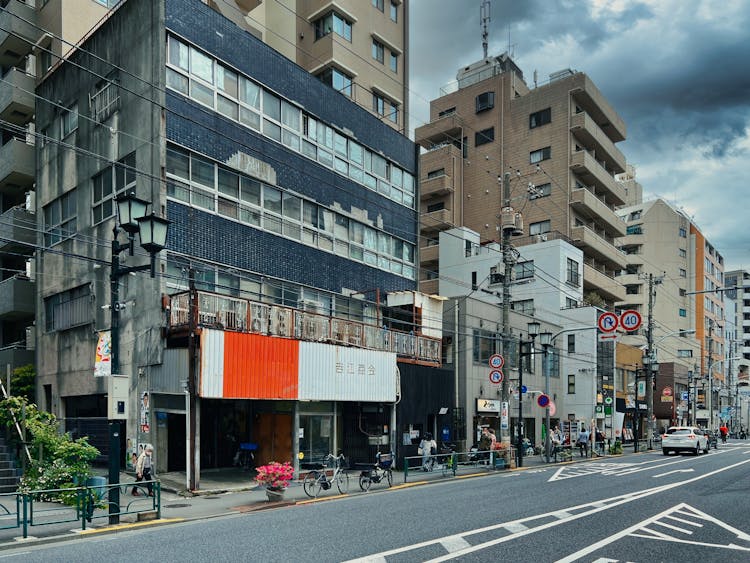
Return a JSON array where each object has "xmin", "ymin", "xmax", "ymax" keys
[{"xmin": 481, "ymin": 0, "xmax": 491, "ymax": 59}]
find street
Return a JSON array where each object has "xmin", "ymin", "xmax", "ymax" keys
[{"xmin": 2, "ymin": 444, "xmax": 749, "ymax": 562}]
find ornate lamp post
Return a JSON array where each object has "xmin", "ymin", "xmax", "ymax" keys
[
  {"xmin": 539, "ymin": 330, "xmax": 552, "ymax": 462},
  {"xmin": 108, "ymin": 192, "xmax": 169, "ymax": 524},
  {"xmin": 516, "ymin": 321, "xmax": 539, "ymax": 468}
]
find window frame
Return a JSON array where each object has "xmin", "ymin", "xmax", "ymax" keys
[{"xmin": 529, "ymin": 107, "xmax": 551, "ymax": 129}]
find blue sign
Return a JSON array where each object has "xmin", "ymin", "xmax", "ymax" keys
[
  {"xmin": 681, "ymin": 391, "xmax": 689, "ymax": 401},
  {"xmin": 441, "ymin": 427, "xmax": 450, "ymax": 441},
  {"xmin": 521, "ymin": 385, "xmax": 527, "ymax": 394}
]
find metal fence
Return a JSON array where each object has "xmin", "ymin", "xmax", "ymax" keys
[{"xmin": 403, "ymin": 450, "xmax": 509, "ymax": 482}]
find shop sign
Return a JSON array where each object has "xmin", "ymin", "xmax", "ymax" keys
[{"xmin": 477, "ymin": 398, "xmax": 501, "ymax": 413}]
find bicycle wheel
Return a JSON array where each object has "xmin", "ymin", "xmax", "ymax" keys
[
  {"xmin": 336, "ymin": 471, "xmax": 349, "ymax": 494},
  {"xmin": 359, "ymin": 472, "xmax": 372, "ymax": 492},
  {"xmin": 303, "ymin": 471, "xmax": 323, "ymax": 498},
  {"xmin": 385, "ymin": 469, "xmax": 393, "ymax": 487}
]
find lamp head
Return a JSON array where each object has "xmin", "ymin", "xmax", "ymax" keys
[
  {"xmin": 527, "ymin": 321, "xmax": 540, "ymax": 338},
  {"xmin": 539, "ymin": 331, "xmax": 552, "ymax": 346},
  {"xmin": 116, "ymin": 191, "xmax": 149, "ymax": 234},
  {"xmin": 137, "ymin": 212, "xmax": 170, "ymax": 254}
]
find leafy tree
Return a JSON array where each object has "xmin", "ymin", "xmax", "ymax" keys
[{"xmin": 9, "ymin": 364, "xmax": 35, "ymax": 404}]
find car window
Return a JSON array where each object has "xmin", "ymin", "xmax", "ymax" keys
[{"xmin": 666, "ymin": 428, "xmax": 690, "ymax": 435}]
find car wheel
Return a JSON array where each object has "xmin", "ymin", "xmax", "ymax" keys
[{"xmin": 662, "ymin": 449, "xmax": 669, "ymax": 456}]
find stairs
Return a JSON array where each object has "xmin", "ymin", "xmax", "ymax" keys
[{"xmin": 0, "ymin": 435, "xmax": 21, "ymax": 493}]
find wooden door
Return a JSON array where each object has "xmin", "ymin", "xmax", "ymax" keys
[{"xmin": 255, "ymin": 413, "xmax": 292, "ymax": 465}]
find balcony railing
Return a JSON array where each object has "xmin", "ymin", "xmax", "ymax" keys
[{"xmin": 167, "ymin": 290, "xmax": 442, "ymax": 364}]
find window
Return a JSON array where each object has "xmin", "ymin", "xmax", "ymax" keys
[
  {"xmin": 373, "ymin": 93, "xmax": 398, "ymax": 123},
  {"xmin": 679, "ymin": 288, "xmax": 686, "ymax": 297},
  {"xmin": 565, "ymin": 297, "xmax": 578, "ymax": 309},
  {"xmin": 44, "ymin": 285, "xmax": 91, "ymax": 332},
  {"xmin": 372, "ymin": 39, "xmax": 384, "ymax": 63},
  {"xmin": 389, "ymin": 52, "xmax": 398, "ymax": 73},
  {"xmin": 529, "ymin": 182, "xmax": 551, "ymax": 199},
  {"xmin": 472, "ymin": 329, "xmax": 499, "ymax": 364},
  {"xmin": 679, "ymin": 268, "xmax": 687, "ymax": 278},
  {"xmin": 567, "ymin": 374, "xmax": 575, "ymax": 394},
  {"xmin": 626, "ymin": 285, "xmax": 639, "ymax": 295},
  {"xmin": 90, "ymin": 78, "xmax": 120, "ymax": 123},
  {"xmin": 426, "ymin": 168, "xmax": 445, "ymax": 179},
  {"xmin": 529, "ymin": 107, "xmax": 551, "ymax": 128},
  {"xmin": 44, "ymin": 190, "xmax": 77, "ymax": 246},
  {"xmin": 679, "ymin": 308, "xmax": 687, "ymax": 317},
  {"xmin": 567, "ymin": 334, "xmax": 575, "ymax": 354},
  {"xmin": 317, "ymin": 67, "xmax": 353, "ymax": 97},
  {"xmin": 372, "ymin": 0, "xmax": 384, "ymax": 11},
  {"xmin": 475, "ymin": 91, "xmax": 495, "ymax": 113},
  {"xmin": 426, "ymin": 202, "xmax": 444, "ymax": 213},
  {"xmin": 629, "ymin": 210, "xmax": 642, "ymax": 220},
  {"xmin": 566, "ymin": 258, "xmax": 580, "ymax": 286},
  {"xmin": 679, "ymin": 248, "xmax": 687, "ymax": 258},
  {"xmin": 438, "ymin": 107, "xmax": 456, "ymax": 118},
  {"xmin": 530, "ymin": 146, "xmax": 551, "ymax": 164},
  {"xmin": 390, "ymin": 1, "xmax": 397, "ymax": 21},
  {"xmin": 679, "ymin": 227, "xmax": 687, "ymax": 238},
  {"xmin": 313, "ymin": 12, "xmax": 352, "ymax": 42},
  {"xmin": 626, "ymin": 224, "xmax": 643, "ymax": 235},
  {"xmin": 511, "ymin": 299, "xmax": 534, "ymax": 315},
  {"xmin": 92, "ymin": 153, "xmax": 136, "ymax": 225},
  {"xmin": 61, "ymin": 102, "xmax": 78, "ymax": 137},
  {"xmin": 489, "ymin": 266, "xmax": 503, "ymax": 285},
  {"xmin": 530, "ymin": 220, "xmax": 551, "ymax": 235},
  {"xmin": 678, "ymin": 349, "xmax": 693, "ymax": 358},
  {"xmin": 515, "ymin": 260, "xmax": 534, "ymax": 280},
  {"xmin": 475, "ymin": 127, "xmax": 494, "ymax": 146}
]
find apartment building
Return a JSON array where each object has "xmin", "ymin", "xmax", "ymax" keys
[
  {"xmin": 34, "ymin": 0, "xmax": 428, "ymax": 482},
  {"xmin": 414, "ymin": 53, "xmax": 629, "ymax": 307},
  {"xmin": 207, "ymin": 0, "xmax": 409, "ymax": 132},
  {"xmin": 725, "ymin": 270, "xmax": 750, "ymax": 363}
]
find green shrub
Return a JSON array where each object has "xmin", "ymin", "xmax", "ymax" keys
[
  {"xmin": 609, "ymin": 440, "xmax": 623, "ymax": 455},
  {"xmin": 0, "ymin": 396, "xmax": 100, "ymax": 501}
]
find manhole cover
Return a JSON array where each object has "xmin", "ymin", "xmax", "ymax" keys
[{"xmin": 164, "ymin": 503, "xmax": 192, "ymax": 508}]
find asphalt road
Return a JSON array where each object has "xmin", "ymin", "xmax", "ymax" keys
[{"xmin": 3, "ymin": 444, "xmax": 749, "ymax": 562}]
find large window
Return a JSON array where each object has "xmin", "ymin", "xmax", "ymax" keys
[
  {"xmin": 317, "ymin": 67, "xmax": 353, "ymax": 97},
  {"xmin": 61, "ymin": 102, "xmax": 78, "ymax": 137},
  {"xmin": 165, "ymin": 35, "xmax": 415, "ymax": 209},
  {"xmin": 475, "ymin": 127, "xmax": 494, "ymax": 146},
  {"xmin": 472, "ymin": 329, "xmax": 499, "ymax": 364},
  {"xmin": 530, "ymin": 220, "xmax": 551, "ymax": 235},
  {"xmin": 529, "ymin": 108, "xmax": 551, "ymax": 128},
  {"xmin": 44, "ymin": 285, "xmax": 90, "ymax": 332},
  {"xmin": 566, "ymin": 258, "xmax": 580, "ymax": 286},
  {"xmin": 530, "ymin": 146, "xmax": 551, "ymax": 164},
  {"xmin": 515, "ymin": 260, "xmax": 534, "ymax": 280},
  {"xmin": 44, "ymin": 190, "xmax": 77, "ymax": 246},
  {"xmin": 313, "ymin": 11, "xmax": 352, "ymax": 42},
  {"xmin": 92, "ymin": 153, "xmax": 136, "ymax": 225},
  {"xmin": 511, "ymin": 299, "xmax": 534, "ymax": 316}
]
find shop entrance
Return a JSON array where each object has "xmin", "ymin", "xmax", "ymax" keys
[
  {"xmin": 166, "ymin": 413, "xmax": 186, "ymax": 471},
  {"xmin": 254, "ymin": 413, "xmax": 292, "ymax": 466}
]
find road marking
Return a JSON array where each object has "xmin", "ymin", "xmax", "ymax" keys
[
  {"xmin": 654, "ymin": 469, "xmax": 694, "ymax": 478},
  {"xmin": 552, "ymin": 511, "xmax": 572, "ymax": 519},
  {"xmin": 344, "ymin": 457, "xmax": 750, "ymax": 563},
  {"xmin": 440, "ymin": 535, "xmax": 471, "ymax": 552}
]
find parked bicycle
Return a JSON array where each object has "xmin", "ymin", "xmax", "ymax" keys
[
  {"xmin": 303, "ymin": 453, "xmax": 349, "ymax": 498},
  {"xmin": 359, "ymin": 451, "xmax": 394, "ymax": 491}
]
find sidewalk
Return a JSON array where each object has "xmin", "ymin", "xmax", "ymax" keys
[{"xmin": 0, "ymin": 451, "xmax": 613, "ymax": 549}]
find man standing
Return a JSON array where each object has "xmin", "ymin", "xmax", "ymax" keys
[{"xmin": 577, "ymin": 427, "xmax": 590, "ymax": 458}]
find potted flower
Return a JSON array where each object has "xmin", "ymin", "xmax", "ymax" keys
[{"xmin": 254, "ymin": 461, "xmax": 294, "ymax": 501}]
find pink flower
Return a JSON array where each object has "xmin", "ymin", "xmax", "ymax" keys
[{"xmin": 255, "ymin": 461, "xmax": 294, "ymax": 490}]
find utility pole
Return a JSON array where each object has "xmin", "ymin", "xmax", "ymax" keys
[
  {"xmin": 643, "ymin": 273, "xmax": 663, "ymax": 449},
  {"xmin": 188, "ymin": 268, "xmax": 197, "ymax": 491},
  {"xmin": 707, "ymin": 319, "xmax": 714, "ymax": 430}
]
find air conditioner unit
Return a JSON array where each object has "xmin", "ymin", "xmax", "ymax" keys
[{"xmin": 535, "ymin": 234, "xmax": 548, "ymax": 243}]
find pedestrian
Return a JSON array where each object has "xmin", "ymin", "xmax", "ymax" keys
[
  {"xmin": 577, "ymin": 427, "xmax": 590, "ymax": 458},
  {"xmin": 595, "ymin": 428, "xmax": 605, "ymax": 455},
  {"xmin": 488, "ymin": 428, "xmax": 497, "ymax": 448},
  {"xmin": 478, "ymin": 427, "xmax": 492, "ymax": 462},
  {"xmin": 419, "ymin": 433, "xmax": 437, "ymax": 471},
  {"xmin": 719, "ymin": 423, "xmax": 728, "ymax": 444},
  {"xmin": 133, "ymin": 444, "xmax": 155, "ymax": 496}
]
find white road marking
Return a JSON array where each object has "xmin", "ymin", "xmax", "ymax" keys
[
  {"xmin": 652, "ymin": 520, "xmax": 693, "ymax": 534},
  {"xmin": 440, "ymin": 535, "xmax": 471, "ymax": 552},
  {"xmin": 664, "ymin": 514, "xmax": 703, "ymax": 527},
  {"xmin": 653, "ymin": 469, "xmax": 694, "ymax": 478},
  {"xmin": 552, "ymin": 511, "xmax": 572, "ymax": 519},
  {"xmin": 504, "ymin": 522, "xmax": 528, "ymax": 533}
]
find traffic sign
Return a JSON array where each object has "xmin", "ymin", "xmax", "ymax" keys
[
  {"xmin": 521, "ymin": 385, "xmax": 527, "ymax": 394},
  {"xmin": 489, "ymin": 370, "xmax": 504, "ymax": 384},
  {"xmin": 620, "ymin": 309, "xmax": 642, "ymax": 332},
  {"xmin": 489, "ymin": 354, "xmax": 504, "ymax": 369},
  {"xmin": 537, "ymin": 394, "xmax": 550, "ymax": 408},
  {"xmin": 681, "ymin": 391, "xmax": 689, "ymax": 401},
  {"xmin": 598, "ymin": 312, "xmax": 618, "ymax": 333}
]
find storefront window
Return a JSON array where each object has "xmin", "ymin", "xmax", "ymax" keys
[{"xmin": 299, "ymin": 413, "xmax": 334, "ymax": 462}]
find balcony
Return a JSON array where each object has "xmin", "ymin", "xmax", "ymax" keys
[
  {"xmin": 0, "ymin": 205, "xmax": 35, "ymax": 252},
  {"xmin": 569, "ymin": 75, "xmax": 626, "ymax": 142},
  {"xmin": 0, "ymin": 0, "xmax": 42, "ymax": 67},
  {"xmin": 0, "ymin": 67, "xmax": 34, "ymax": 125},
  {"xmin": 419, "ymin": 278, "xmax": 439, "ymax": 296},
  {"xmin": 571, "ymin": 225, "xmax": 627, "ymax": 270},
  {"xmin": 570, "ymin": 111, "xmax": 626, "ymax": 174},
  {"xmin": 421, "ymin": 208, "xmax": 452, "ymax": 233},
  {"xmin": 420, "ymin": 174, "xmax": 454, "ymax": 200},
  {"xmin": 570, "ymin": 150, "xmax": 627, "ymax": 206},
  {"xmin": 0, "ymin": 275, "xmax": 35, "ymax": 320},
  {"xmin": 415, "ymin": 114, "xmax": 464, "ymax": 149},
  {"xmin": 583, "ymin": 263, "xmax": 626, "ymax": 303},
  {"xmin": 167, "ymin": 290, "xmax": 442, "ymax": 365},
  {"xmin": 570, "ymin": 188, "xmax": 627, "ymax": 237},
  {"xmin": 0, "ymin": 137, "xmax": 34, "ymax": 195},
  {"xmin": 0, "ymin": 344, "xmax": 33, "ymax": 368}
]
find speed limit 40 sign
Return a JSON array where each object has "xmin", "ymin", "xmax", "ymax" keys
[{"xmin": 620, "ymin": 310, "xmax": 642, "ymax": 332}]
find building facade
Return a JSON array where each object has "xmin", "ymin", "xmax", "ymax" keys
[{"xmin": 34, "ymin": 0, "xmax": 427, "ymax": 486}]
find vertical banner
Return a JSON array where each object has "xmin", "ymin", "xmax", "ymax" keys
[
  {"xmin": 140, "ymin": 392, "xmax": 150, "ymax": 434},
  {"xmin": 94, "ymin": 331, "xmax": 111, "ymax": 377}
]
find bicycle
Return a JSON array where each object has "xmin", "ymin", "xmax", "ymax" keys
[
  {"xmin": 303, "ymin": 453, "xmax": 349, "ymax": 498},
  {"xmin": 359, "ymin": 451, "xmax": 394, "ymax": 491}
]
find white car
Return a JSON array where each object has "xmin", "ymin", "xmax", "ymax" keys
[{"xmin": 661, "ymin": 426, "xmax": 709, "ymax": 456}]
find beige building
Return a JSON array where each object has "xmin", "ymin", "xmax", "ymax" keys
[
  {"xmin": 414, "ymin": 54, "xmax": 629, "ymax": 306},
  {"xmin": 213, "ymin": 0, "xmax": 409, "ymax": 132}
]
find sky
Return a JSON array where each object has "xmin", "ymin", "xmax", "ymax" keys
[{"xmin": 408, "ymin": 0, "xmax": 750, "ymax": 272}]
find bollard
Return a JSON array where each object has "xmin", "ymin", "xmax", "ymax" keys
[{"xmin": 404, "ymin": 458, "xmax": 409, "ymax": 483}]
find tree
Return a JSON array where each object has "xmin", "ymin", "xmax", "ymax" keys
[{"xmin": 9, "ymin": 364, "xmax": 35, "ymax": 404}]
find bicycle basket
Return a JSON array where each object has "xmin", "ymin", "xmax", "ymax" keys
[{"xmin": 377, "ymin": 453, "xmax": 393, "ymax": 469}]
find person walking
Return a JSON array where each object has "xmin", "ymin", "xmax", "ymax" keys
[
  {"xmin": 134, "ymin": 444, "xmax": 155, "ymax": 496},
  {"xmin": 419, "ymin": 433, "xmax": 437, "ymax": 471},
  {"xmin": 719, "ymin": 423, "xmax": 729, "ymax": 444},
  {"xmin": 577, "ymin": 427, "xmax": 590, "ymax": 458}
]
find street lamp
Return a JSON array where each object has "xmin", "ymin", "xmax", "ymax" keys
[
  {"xmin": 516, "ymin": 321, "xmax": 539, "ymax": 468},
  {"xmin": 108, "ymin": 191, "xmax": 169, "ymax": 524},
  {"xmin": 539, "ymin": 331, "xmax": 552, "ymax": 462}
]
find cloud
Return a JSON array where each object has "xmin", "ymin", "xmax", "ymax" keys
[{"xmin": 409, "ymin": 0, "xmax": 750, "ymax": 269}]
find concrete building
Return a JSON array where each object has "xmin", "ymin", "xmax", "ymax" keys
[
  {"xmin": 414, "ymin": 53, "xmax": 630, "ymax": 307},
  {"xmin": 616, "ymin": 198, "xmax": 723, "ymax": 428},
  {"xmin": 436, "ymin": 226, "xmax": 609, "ymax": 449},
  {"xmin": 34, "ymin": 0, "xmax": 430, "ymax": 486}
]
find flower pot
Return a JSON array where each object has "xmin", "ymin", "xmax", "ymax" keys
[{"xmin": 266, "ymin": 488, "xmax": 285, "ymax": 502}]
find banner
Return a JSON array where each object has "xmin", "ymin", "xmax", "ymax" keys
[{"xmin": 94, "ymin": 331, "xmax": 111, "ymax": 377}]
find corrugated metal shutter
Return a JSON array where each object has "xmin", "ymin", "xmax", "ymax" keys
[
  {"xmin": 222, "ymin": 332, "xmax": 298, "ymax": 399},
  {"xmin": 151, "ymin": 348, "xmax": 189, "ymax": 393},
  {"xmin": 298, "ymin": 342, "xmax": 397, "ymax": 402}
]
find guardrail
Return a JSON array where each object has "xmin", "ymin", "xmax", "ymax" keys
[
  {"xmin": 0, "ymin": 479, "xmax": 160, "ymax": 538},
  {"xmin": 403, "ymin": 450, "xmax": 509, "ymax": 482}
]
